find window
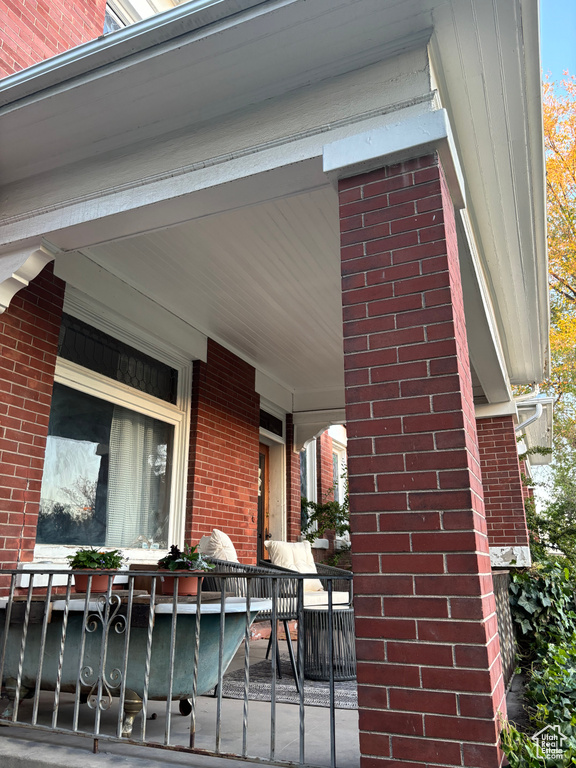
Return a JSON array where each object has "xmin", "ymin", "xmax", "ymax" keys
[
  {"xmin": 103, "ymin": 4, "xmax": 125, "ymax": 33},
  {"xmin": 329, "ymin": 425, "xmax": 349, "ymax": 548},
  {"xmin": 37, "ymin": 312, "xmax": 190, "ymax": 559},
  {"xmin": 38, "ymin": 384, "xmax": 173, "ymax": 549}
]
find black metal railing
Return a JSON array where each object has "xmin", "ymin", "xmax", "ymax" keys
[{"xmin": 0, "ymin": 567, "xmax": 356, "ymax": 767}]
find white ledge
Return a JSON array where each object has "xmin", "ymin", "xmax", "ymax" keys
[{"xmin": 490, "ymin": 546, "xmax": 531, "ymax": 568}]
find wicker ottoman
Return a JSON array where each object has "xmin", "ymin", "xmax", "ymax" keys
[{"xmin": 302, "ymin": 605, "xmax": 356, "ymax": 681}]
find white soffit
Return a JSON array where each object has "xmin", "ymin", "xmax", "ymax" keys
[
  {"xmin": 77, "ymin": 186, "xmax": 346, "ymax": 397},
  {"xmin": 0, "ymin": 0, "xmax": 547, "ymax": 389},
  {"xmin": 57, "ymin": 256, "xmax": 208, "ymax": 362},
  {"xmin": 429, "ymin": 0, "xmax": 548, "ymax": 385}
]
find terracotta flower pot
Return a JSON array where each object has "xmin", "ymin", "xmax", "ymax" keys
[
  {"xmin": 73, "ymin": 572, "xmax": 115, "ymax": 593},
  {"xmin": 160, "ymin": 571, "xmax": 203, "ymax": 596}
]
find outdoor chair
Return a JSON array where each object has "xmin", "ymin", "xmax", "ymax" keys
[{"xmin": 199, "ymin": 530, "xmax": 353, "ymax": 686}]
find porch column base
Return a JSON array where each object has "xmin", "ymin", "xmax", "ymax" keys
[{"xmin": 490, "ymin": 546, "xmax": 531, "ymax": 568}]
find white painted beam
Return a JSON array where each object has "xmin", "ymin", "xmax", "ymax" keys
[{"xmin": 323, "ymin": 108, "xmax": 465, "ymax": 209}]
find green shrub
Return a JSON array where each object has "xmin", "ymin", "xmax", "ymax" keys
[
  {"xmin": 508, "ymin": 563, "xmax": 576, "ymax": 658},
  {"xmin": 501, "ymin": 720, "xmax": 576, "ymax": 767},
  {"xmin": 501, "ymin": 564, "xmax": 576, "ymax": 765},
  {"xmin": 526, "ymin": 639, "xmax": 576, "ymax": 740}
]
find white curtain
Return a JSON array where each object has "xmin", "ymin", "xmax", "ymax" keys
[{"xmin": 106, "ymin": 405, "xmax": 167, "ymax": 547}]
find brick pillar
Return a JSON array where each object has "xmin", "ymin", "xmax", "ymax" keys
[
  {"xmin": 186, "ymin": 340, "xmax": 260, "ymax": 563},
  {"xmin": 316, "ymin": 429, "xmax": 337, "ymax": 558},
  {"xmin": 0, "ymin": 264, "xmax": 65, "ymax": 570},
  {"xmin": 0, "ymin": 0, "xmax": 107, "ymax": 77},
  {"xmin": 476, "ymin": 416, "xmax": 529, "ymax": 553},
  {"xmin": 285, "ymin": 414, "xmax": 302, "ymax": 542},
  {"xmin": 340, "ymin": 154, "xmax": 505, "ymax": 767}
]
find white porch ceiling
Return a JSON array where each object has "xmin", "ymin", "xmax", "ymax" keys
[
  {"xmin": 0, "ymin": 0, "xmax": 548, "ymax": 406},
  {"xmin": 78, "ymin": 186, "xmax": 345, "ymax": 394}
]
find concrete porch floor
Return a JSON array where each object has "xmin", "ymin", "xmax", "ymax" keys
[{"xmin": 0, "ymin": 639, "xmax": 360, "ymax": 768}]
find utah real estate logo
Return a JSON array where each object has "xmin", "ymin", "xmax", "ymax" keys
[{"xmin": 531, "ymin": 724, "xmax": 568, "ymax": 759}]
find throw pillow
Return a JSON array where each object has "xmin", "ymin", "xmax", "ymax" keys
[{"xmin": 265, "ymin": 540, "xmax": 324, "ymax": 592}]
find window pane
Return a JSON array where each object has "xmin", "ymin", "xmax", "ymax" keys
[
  {"xmin": 38, "ymin": 383, "xmax": 172, "ymax": 549},
  {"xmin": 59, "ymin": 314, "xmax": 178, "ymax": 404},
  {"xmin": 103, "ymin": 6, "xmax": 124, "ymax": 34}
]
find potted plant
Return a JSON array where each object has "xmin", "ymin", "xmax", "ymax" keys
[
  {"xmin": 157, "ymin": 544, "xmax": 214, "ymax": 596},
  {"xmin": 67, "ymin": 547, "xmax": 124, "ymax": 593}
]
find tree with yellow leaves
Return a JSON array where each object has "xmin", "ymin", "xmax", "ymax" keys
[
  {"xmin": 527, "ymin": 75, "xmax": 576, "ymax": 567},
  {"xmin": 543, "ymin": 75, "xmax": 576, "ymax": 418}
]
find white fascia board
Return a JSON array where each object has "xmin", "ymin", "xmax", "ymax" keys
[
  {"xmin": 323, "ymin": 108, "xmax": 465, "ymax": 210},
  {"xmin": 292, "ymin": 409, "xmax": 346, "ymax": 426},
  {"xmin": 475, "ymin": 402, "xmax": 518, "ymax": 420},
  {"xmin": 293, "ymin": 387, "xmax": 346, "ymax": 413},
  {"xmin": 457, "ymin": 210, "xmax": 511, "ymax": 404},
  {"xmin": 255, "ymin": 370, "xmax": 293, "ymax": 413}
]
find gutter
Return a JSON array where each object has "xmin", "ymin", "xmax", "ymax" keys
[{"xmin": 0, "ymin": 0, "xmax": 271, "ymax": 109}]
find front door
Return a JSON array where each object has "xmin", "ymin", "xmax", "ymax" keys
[{"xmin": 258, "ymin": 443, "xmax": 270, "ymax": 560}]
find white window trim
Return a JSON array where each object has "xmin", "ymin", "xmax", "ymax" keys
[
  {"xmin": 34, "ymin": 309, "xmax": 192, "ymax": 565},
  {"xmin": 302, "ymin": 438, "xmax": 317, "ymax": 504},
  {"xmin": 331, "ymin": 434, "xmax": 349, "ymax": 546}
]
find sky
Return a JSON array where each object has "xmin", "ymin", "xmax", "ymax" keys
[{"xmin": 540, "ymin": 0, "xmax": 576, "ymax": 81}]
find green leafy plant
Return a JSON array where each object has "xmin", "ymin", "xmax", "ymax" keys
[
  {"xmin": 508, "ymin": 563, "xmax": 576, "ymax": 658},
  {"xmin": 157, "ymin": 544, "xmax": 214, "ymax": 572},
  {"xmin": 502, "ymin": 564, "xmax": 576, "ymax": 764},
  {"xmin": 66, "ymin": 547, "xmax": 124, "ymax": 570},
  {"xmin": 526, "ymin": 640, "xmax": 576, "ymax": 737},
  {"xmin": 500, "ymin": 720, "xmax": 576, "ymax": 767},
  {"xmin": 301, "ymin": 470, "xmax": 350, "ymax": 544},
  {"xmin": 500, "ymin": 721, "xmax": 546, "ymax": 767}
]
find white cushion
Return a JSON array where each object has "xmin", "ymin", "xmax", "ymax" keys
[
  {"xmin": 265, "ymin": 540, "xmax": 324, "ymax": 592},
  {"xmin": 197, "ymin": 529, "xmax": 239, "ymax": 563},
  {"xmin": 303, "ymin": 591, "xmax": 350, "ymax": 607}
]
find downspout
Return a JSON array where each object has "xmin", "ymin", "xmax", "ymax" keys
[{"xmin": 515, "ymin": 402, "xmax": 543, "ymax": 432}]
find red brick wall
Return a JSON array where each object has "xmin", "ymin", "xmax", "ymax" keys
[
  {"xmin": 477, "ymin": 416, "xmax": 529, "ymax": 548},
  {"xmin": 316, "ymin": 429, "xmax": 335, "ymax": 502},
  {"xmin": 186, "ymin": 340, "xmax": 260, "ymax": 563},
  {"xmin": 315, "ymin": 429, "xmax": 338, "ymax": 559},
  {"xmin": 0, "ymin": 263, "xmax": 65, "ymax": 569},
  {"xmin": 340, "ymin": 154, "xmax": 505, "ymax": 767},
  {"xmin": 285, "ymin": 414, "xmax": 302, "ymax": 542},
  {"xmin": 0, "ymin": 0, "xmax": 107, "ymax": 78}
]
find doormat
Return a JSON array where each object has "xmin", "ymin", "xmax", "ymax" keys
[{"xmin": 207, "ymin": 654, "xmax": 357, "ymax": 710}]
